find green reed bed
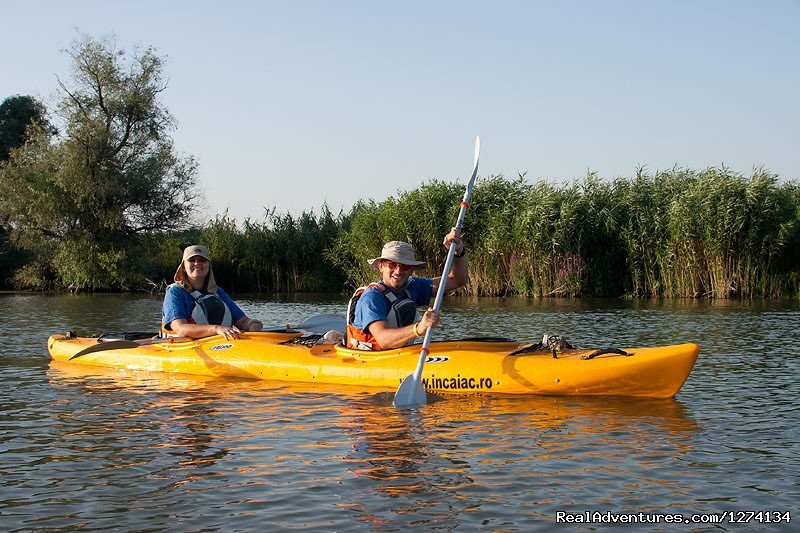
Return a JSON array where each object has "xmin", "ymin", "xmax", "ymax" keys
[
  {"xmin": 130, "ymin": 207, "xmax": 352, "ymax": 294},
  {"xmin": 3, "ymin": 168, "xmax": 797, "ymax": 298},
  {"xmin": 199, "ymin": 208, "xmax": 350, "ymax": 293},
  {"xmin": 332, "ymin": 168, "xmax": 800, "ymax": 298}
]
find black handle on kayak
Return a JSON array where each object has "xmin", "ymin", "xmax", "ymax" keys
[{"xmin": 581, "ymin": 348, "xmax": 633, "ymax": 360}]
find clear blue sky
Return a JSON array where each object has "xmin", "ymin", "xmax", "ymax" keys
[{"xmin": 3, "ymin": 0, "xmax": 798, "ymax": 223}]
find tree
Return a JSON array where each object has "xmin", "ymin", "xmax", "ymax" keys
[
  {"xmin": 0, "ymin": 95, "xmax": 53, "ymax": 161},
  {"xmin": 0, "ymin": 35, "xmax": 201, "ymax": 290},
  {"xmin": 0, "ymin": 95, "xmax": 52, "ymax": 286}
]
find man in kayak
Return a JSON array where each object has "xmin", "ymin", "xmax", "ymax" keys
[
  {"xmin": 346, "ymin": 228, "xmax": 467, "ymax": 350},
  {"xmin": 162, "ymin": 245, "xmax": 263, "ymax": 340}
]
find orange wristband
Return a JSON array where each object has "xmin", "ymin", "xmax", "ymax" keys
[{"xmin": 413, "ymin": 322, "xmax": 421, "ymax": 337}]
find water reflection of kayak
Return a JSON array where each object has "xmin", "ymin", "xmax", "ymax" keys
[
  {"xmin": 339, "ymin": 393, "xmax": 700, "ymax": 502},
  {"xmin": 48, "ymin": 332, "xmax": 699, "ymax": 398}
]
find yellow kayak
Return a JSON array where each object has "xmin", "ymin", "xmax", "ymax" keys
[{"xmin": 47, "ymin": 331, "xmax": 699, "ymax": 398}]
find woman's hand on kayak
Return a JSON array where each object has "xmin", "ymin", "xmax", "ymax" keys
[{"xmin": 214, "ymin": 325, "xmax": 242, "ymax": 340}]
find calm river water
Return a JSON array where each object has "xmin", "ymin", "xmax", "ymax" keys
[{"xmin": 1, "ymin": 293, "xmax": 797, "ymax": 531}]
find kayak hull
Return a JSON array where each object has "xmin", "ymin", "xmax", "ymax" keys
[{"xmin": 47, "ymin": 332, "xmax": 699, "ymax": 398}]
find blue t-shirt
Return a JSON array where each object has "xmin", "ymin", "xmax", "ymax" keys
[
  {"xmin": 162, "ymin": 284, "xmax": 245, "ymax": 331},
  {"xmin": 353, "ymin": 277, "xmax": 434, "ymax": 333}
]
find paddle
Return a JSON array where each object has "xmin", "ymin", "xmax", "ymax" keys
[
  {"xmin": 68, "ymin": 313, "xmax": 346, "ymax": 360},
  {"xmin": 393, "ymin": 136, "xmax": 481, "ymax": 408},
  {"xmin": 68, "ymin": 336, "xmax": 191, "ymax": 359},
  {"xmin": 268, "ymin": 313, "xmax": 345, "ymax": 334}
]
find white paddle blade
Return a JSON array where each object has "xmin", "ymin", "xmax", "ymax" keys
[
  {"xmin": 295, "ymin": 313, "xmax": 346, "ymax": 334},
  {"xmin": 262, "ymin": 313, "xmax": 346, "ymax": 334},
  {"xmin": 393, "ymin": 374, "xmax": 428, "ymax": 408}
]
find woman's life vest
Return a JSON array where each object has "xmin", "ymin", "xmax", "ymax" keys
[
  {"xmin": 189, "ymin": 290, "xmax": 233, "ymax": 326},
  {"xmin": 345, "ymin": 282, "xmax": 418, "ymax": 350},
  {"xmin": 161, "ymin": 288, "xmax": 234, "ymax": 337}
]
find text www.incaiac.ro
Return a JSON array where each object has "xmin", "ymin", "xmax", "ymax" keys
[{"xmin": 422, "ymin": 375, "xmax": 493, "ymax": 391}]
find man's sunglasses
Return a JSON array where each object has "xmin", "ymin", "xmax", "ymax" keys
[{"xmin": 381, "ymin": 260, "xmax": 414, "ymax": 272}]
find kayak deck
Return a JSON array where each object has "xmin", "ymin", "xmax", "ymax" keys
[{"xmin": 48, "ymin": 332, "xmax": 699, "ymax": 398}]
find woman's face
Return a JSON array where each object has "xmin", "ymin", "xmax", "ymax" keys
[{"xmin": 183, "ymin": 255, "xmax": 209, "ymax": 285}]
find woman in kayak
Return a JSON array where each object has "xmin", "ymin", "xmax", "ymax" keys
[
  {"xmin": 162, "ymin": 245, "xmax": 263, "ymax": 340},
  {"xmin": 346, "ymin": 228, "xmax": 467, "ymax": 350}
]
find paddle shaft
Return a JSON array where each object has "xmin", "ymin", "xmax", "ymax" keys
[{"xmin": 410, "ymin": 137, "xmax": 481, "ymax": 384}]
